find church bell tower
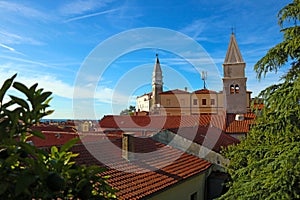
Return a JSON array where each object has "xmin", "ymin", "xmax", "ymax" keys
[
  {"xmin": 152, "ymin": 54, "xmax": 163, "ymax": 108},
  {"xmin": 222, "ymin": 33, "xmax": 247, "ymax": 114}
]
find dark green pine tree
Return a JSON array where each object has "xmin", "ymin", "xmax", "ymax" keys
[{"xmin": 220, "ymin": 1, "xmax": 300, "ymax": 199}]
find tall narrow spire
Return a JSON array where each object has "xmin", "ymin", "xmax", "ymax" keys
[
  {"xmin": 152, "ymin": 53, "xmax": 162, "ymax": 85},
  {"xmin": 152, "ymin": 54, "xmax": 163, "ymax": 108},
  {"xmin": 224, "ymin": 33, "xmax": 244, "ymax": 64}
]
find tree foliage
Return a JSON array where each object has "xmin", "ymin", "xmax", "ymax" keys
[
  {"xmin": 0, "ymin": 74, "xmax": 116, "ymax": 199},
  {"xmin": 120, "ymin": 105, "xmax": 136, "ymax": 115},
  {"xmin": 220, "ymin": 1, "xmax": 300, "ymax": 199}
]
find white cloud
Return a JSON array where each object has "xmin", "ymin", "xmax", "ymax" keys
[
  {"xmin": 180, "ymin": 19, "xmax": 206, "ymax": 41},
  {"xmin": 59, "ymin": 0, "xmax": 111, "ymax": 16},
  {"xmin": 0, "ymin": 65, "xmax": 133, "ymax": 108},
  {"xmin": 0, "ymin": 43, "xmax": 15, "ymax": 52},
  {"xmin": 0, "ymin": 1, "xmax": 48, "ymax": 20},
  {"xmin": 0, "ymin": 31, "xmax": 44, "ymax": 46},
  {"xmin": 64, "ymin": 8, "xmax": 119, "ymax": 23}
]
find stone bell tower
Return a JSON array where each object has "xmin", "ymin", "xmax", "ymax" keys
[
  {"xmin": 222, "ymin": 33, "xmax": 247, "ymax": 114},
  {"xmin": 151, "ymin": 54, "xmax": 163, "ymax": 110}
]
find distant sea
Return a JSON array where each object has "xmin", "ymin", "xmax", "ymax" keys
[{"xmin": 40, "ymin": 119, "xmax": 71, "ymax": 123}]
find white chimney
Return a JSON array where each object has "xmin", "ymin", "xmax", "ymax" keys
[
  {"xmin": 122, "ymin": 133, "xmax": 135, "ymax": 161},
  {"xmin": 235, "ymin": 114, "xmax": 245, "ymax": 121}
]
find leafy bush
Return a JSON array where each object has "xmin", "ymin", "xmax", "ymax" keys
[{"xmin": 0, "ymin": 74, "xmax": 116, "ymax": 199}]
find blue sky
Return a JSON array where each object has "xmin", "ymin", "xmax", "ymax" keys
[{"xmin": 0, "ymin": 0, "xmax": 289, "ymax": 119}]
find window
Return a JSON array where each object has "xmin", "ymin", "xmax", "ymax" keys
[
  {"xmin": 211, "ymin": 99, "xmax": 215, "ymax": 105},
  {"xmin": 230, "ymin": 84, "xmax": 240, "ymax": 94},
  {"xmin": 230, "ymin": 84, "xmax": 235, "ymax": 94},
  {"xmin": 235, "ymin": 84, "xmax": 240, "ymax": 93},
  {"xmin": 190, "ymin": 192, "xmax": 197, "ymax": 200},
  {"xmin": 202, "ymin": 99, "xmax": 207, "ymax": 105},
  {"xmin": 193, "ymin": 99, "xmax": 198, "ymax": 105}
]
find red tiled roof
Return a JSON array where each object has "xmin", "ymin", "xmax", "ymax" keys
[
  {"xmin": 31, "ymin": 125, "xmax": 76, "ymax": 133},
  {"xmin": 100, "ymin": 113, "xmax": 256, "ymax": 135},
  {"xmin": 99, "ymin": 115, "xmax": 226, "ymax": 131},
  {"xmin": 137, "ymin": 92, "xmax": 152, "ymax": 98},
  {"xmin": 253, "ymin": 103, "xmax": 264, "ymax": 110},
  {"xmin": 71, "ymin": 137, "xmax": 211, "ymax": 200},
  {"xmin": 27, "ymin": 132, "xmax": 79, "ymax": 147},
  {"xmin": 168, "ymin": 126, "xmax": 240, "ymax": 152},
  {"xmin": 192, "ymin": 89, "xmax": 217, "ymax": 94},
  {"xmin": 225, "ymin": 113, "xmax": 256, "ymax": 133},
  {"xmin": 160, "ymin": 89, "xmax": 190, "ymax": 95}
]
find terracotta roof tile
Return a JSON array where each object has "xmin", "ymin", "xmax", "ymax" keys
[
  {"xmin": 192, "ymin": 89, "xmax": 217, "ymax": 94},
  {"xmin": 31, "ymin": 125, "xmax": 76, "ymax": 132},
  {"xmin": 99, "ymin": 113, "xmax": 256, "ymax": 135},
  {"xmin": 71, "ymin": 137, "xmax": 211, "ymax": 200},
  {"xmin": 168, "ymin": 126, "xmax": 240, "ymax": 152},
  {"xmin": 27, "ymin": 132, "xmax": 79, "ymax": 147},
  {"xmin": 225, "ymin": 113, "xmax": 256, "ymax": 133},
  {"xmin": 159, "ymin": 89, "xmax": 190, "ymax": 95},
  {"xmin": 99, "ymin": 115, "xmax": 226, "ymax": 131}
]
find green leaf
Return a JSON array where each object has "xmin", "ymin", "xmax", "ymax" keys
[
  {"xmin": 60, "ymin": 138, "xmax": 80, "ymax": 153},
  {"xmin": 29, "ymin": 83, "xmax": 38, "ymax": 94},
  {"xmin": 9, "ymin": 95, "xmax": 30, "ymax": 110},
  {"xmin": 0, "ymin": 73, "xmax": 17, "ymax": 103},
  {"xmin": 51, "ymin": 146, "xmax": 58, "ymax": 155},
  {"xmin": 13, "ymin": 82, "xmax": 29, "ymax": 98},
  {"xmin": 37, "ymin": 92, "xmax": 52, "ymax": 104},
  {"xmin": 30, "ymin": 130, "xmax": 46, "ymax": 140}
]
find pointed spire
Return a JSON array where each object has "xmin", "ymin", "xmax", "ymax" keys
[
  {"xmin": 224, "ymin": 33, "xmax": 244, "ymax": 64},
  {"xmin": 152, "ymin": 54, "xmax": 162, "ymax": 85},
  {"xmin": 152, "ymin": 54, "xmax": 163, "ymax": 107},
  {"xmin": 154, "ymin": 53, "xmax": 162, "ymax": 73}
]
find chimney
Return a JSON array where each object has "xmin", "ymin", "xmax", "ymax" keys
[
  {"xmin": 122, "ymin": 133, "xmax": 135, "ymax": 161},
  {"xmin": 235, "ymin": 114, "xmax": 245, "ymax": 121}
]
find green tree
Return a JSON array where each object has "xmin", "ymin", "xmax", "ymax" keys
[
  {"xmin": 0, "ymin": 74, "xmax": 116, "ymax": 199},
  {"xmin": 220, "ymin": 1, "xmax": 300, "ymax": 199},
  {"xmin": 120, "ymin": 105, "xmax": 136, "ymax": 115}
]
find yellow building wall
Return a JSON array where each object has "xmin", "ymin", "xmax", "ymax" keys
[
  {"xmin": 160, "ymin": 93, "xmax": 191, "ymax": 115},
  {"xmin": 137, "ymin": 90, "xmax": 250, "ymax": 115},
  {"xmin": 190, "ymin": 93, "xmax": 223, "ymax": 115},
  {"xmin": 148, "ymin": 172, "xmax": 207, "ymax": 200}
]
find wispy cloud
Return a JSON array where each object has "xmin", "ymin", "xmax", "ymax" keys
[
  {"xmin": 0, "ymin": 31, "xmax": 44, "ymax": 46},
  {"xmin": 0, "ymin": 65, "xmax": 132, "ymax": 107},
  {"xmin": 0, "ymin": 1, "xmax": 48, "ymax": 20},
  {"xmin": 59, "ymin": 0, "xmax": 111, "ymax": 16},
  {"xmin": 180, "ymin": 19, "xmax": 207, "ymax": 41},
  {"xmin": 64, "ymin": 8, "xmax": 120, "ymax": 23},
  {"xmin": 0, "ymin": 43, "xmax": 15, "ymax": 52},
  {"xmin": 0, "ymin": 43, "xmax": 25, "ymax": 55}
]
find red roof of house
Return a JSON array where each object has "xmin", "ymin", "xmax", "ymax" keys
[
  {"xmin": 31, "ymin": 125, "xmax": 76, "ymax": 133},
  {"xmin": 71, "ymin": 136, "xmax": 211, "ymax": 200},
  {"xmin": 168, "ymin": 126, "xmax": 240, "ymax": 152},
  {"xmin": 137, "ymin": 92, "xmax": 152, "ymax": 98},
  {"xmin": 27, "ymin": 132, "xmax": 79, "ymax": 147},
  {"xmin": 99, "ymin": 115, "xmax": 226, "ymax": 131},
  {"xmin": 192, "ymin": 89, "xmax": 217, "ymax": 94},
  {"xmin": 160, "ymin": 89, "xmax": 190, "ymax": 95},
  {"xmin": 225, "ymin": 113, "xmax": 256, "ymax": 133},
  {"xmin": 253, "ymin": 103, "xmax": 264, "ymax": 110},
  {"xmin": 99, "ymin": 113, "xmax": 256, "ymax": 135}
]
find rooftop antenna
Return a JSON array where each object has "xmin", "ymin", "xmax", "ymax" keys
[{"xmin": 201, "ymin": 71, "xmax": 207, "ymax": 89}]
